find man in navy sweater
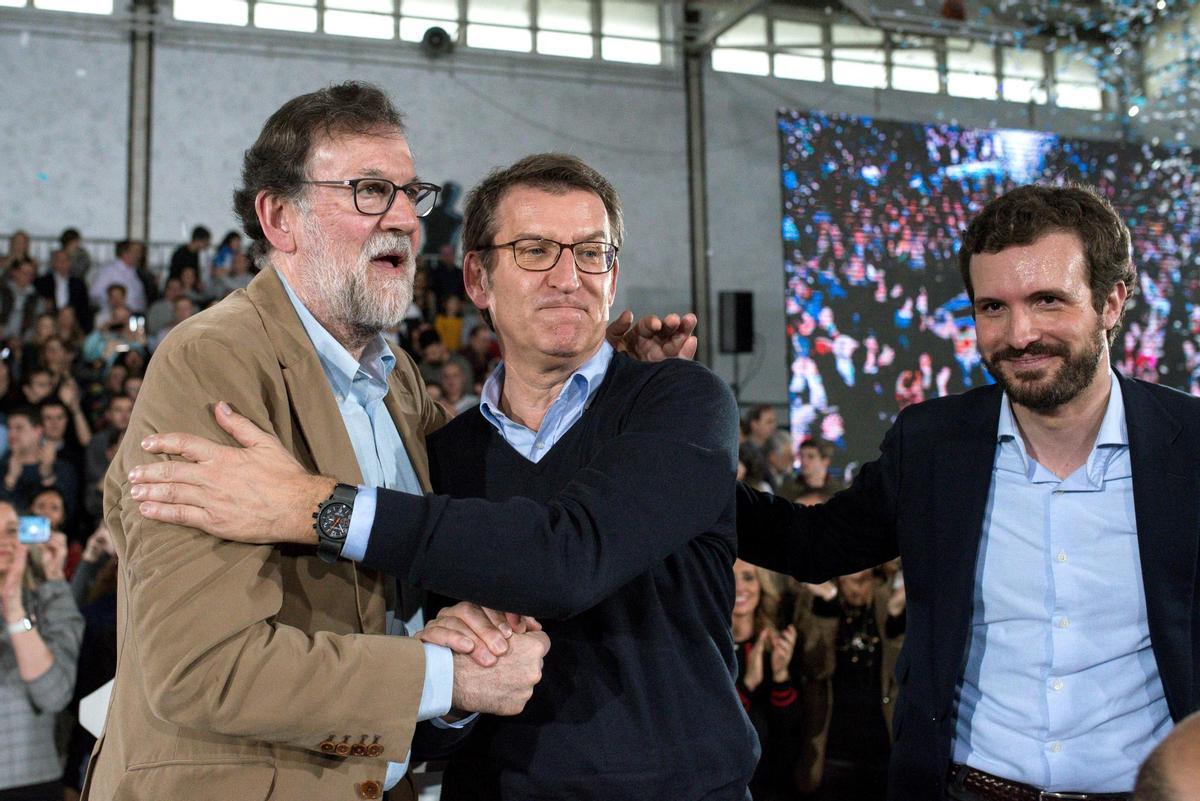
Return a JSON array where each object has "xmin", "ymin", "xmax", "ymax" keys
[{"xmin": 127, "ymin": 154, "xmax": 758, "ymax": 800}]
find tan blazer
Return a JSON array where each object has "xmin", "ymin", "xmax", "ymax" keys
[{"xmin": 81, "ymin": 267, "xmax": 450, "ymax": 801}]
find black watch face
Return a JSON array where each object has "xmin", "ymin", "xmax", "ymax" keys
[{"xmin": 317, "ymin": 502, "xmax": 352, "ymax": 542}]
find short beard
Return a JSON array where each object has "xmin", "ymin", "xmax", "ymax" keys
[
  {"xmin": 981, "ymin": 324, "xmax": 1105, "ymax": 411},
  {"xmin": 299, "ymin": 211, "xmax": 416, "ymax": 345}
]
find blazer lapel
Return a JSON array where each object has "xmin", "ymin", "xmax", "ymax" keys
[
  {"xmin": 247, "ymin": 269, "xmax": 376, "ymax": 630},
  {"xmin": 1122, "ymin": 373, "xmax": 1197, "ymax": 720}
]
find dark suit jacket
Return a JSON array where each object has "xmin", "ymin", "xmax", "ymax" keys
[
  {"xmin": 738, "ymin": 372, "xmax": 1200, "ymax": 800},
  {"xmin": 35, "ymin": 272, "xmax": 93, "ymax": 331}
]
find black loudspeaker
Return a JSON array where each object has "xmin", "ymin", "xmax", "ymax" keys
[
  {"xmin": 420, "ymin": 26, "xmax": 455, "ymax": 58},
  {"xmin": 719, "ymin": 291, "xmax": 753, "ymax": 354}
]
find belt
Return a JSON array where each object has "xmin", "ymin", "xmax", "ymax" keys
[{"xmin": 949, "ymin": 764, "xmax": 1131, "ymax": 801}]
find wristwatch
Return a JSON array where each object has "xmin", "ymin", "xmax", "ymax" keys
[
  {"xmin": 6, "ymin": 617, "xmax": 33, "ymax": 636},
  {"xmin": 314, "ymin": 483, "xmax": 357, "ymax": 564}
]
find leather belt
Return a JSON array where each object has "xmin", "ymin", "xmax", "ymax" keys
[{"xmin": 950, "ymin": 764, "xmax": 1131, "ymax": 801}]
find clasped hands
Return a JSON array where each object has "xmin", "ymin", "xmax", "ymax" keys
[{"xmin": 420, "ymin": 601, "xmax": 551, "ymax": 718}]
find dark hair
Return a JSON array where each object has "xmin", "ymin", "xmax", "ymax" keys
[
  {"xmin": 233, "ymin": 81, "xmax": 407, "ymax": 266},
  {"xmin": 8, "ymin": 405, "xmax": 42, "ymax": 427},
  {"xmin": 746, "ymin": 404, "xmax": 775, "ymax": 425},
  {"xmin": 59, "ymin": 228, "xmax": 80, "ymax": 247},
  {"xmin": 800, "ymin": 437, "xmax": 834, "ymax": 460},
  {"xmin": 462, "ymin": 153, "xmax": 625, "ymax": 272},
  {"xmin": 957, "ymin": 183, "xmax": 1137, "ymax": 346},
  {"xmin": 218, "ymin": 230, "xmax": 242, "ymax": 249},
  {"xmin": 191, "ymin": 225, "xmax": 212, "ymax": 243}
]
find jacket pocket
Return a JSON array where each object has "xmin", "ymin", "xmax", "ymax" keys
[{"xmin": 116, "ymin": 758, "xmax": 276, "ymax": 801}]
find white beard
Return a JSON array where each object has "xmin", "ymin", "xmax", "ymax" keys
[{"xmin": 299, "ymin": 212, "xmax": 416, "ymax": 336}]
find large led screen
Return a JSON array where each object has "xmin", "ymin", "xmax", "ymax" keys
[{"xmin": 779, "ymin": 110, "xmax": 1200, "ymax": 471}]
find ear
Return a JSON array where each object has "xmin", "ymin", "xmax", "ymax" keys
[
  {"xmin": 1103, "ymin": 280, "xmax": 1128, "ymax": 331},
  {"xmin": 463, "ymin": 250, "xmax": 492, "ymax": 314},
  {"xmin": 255, "ymin": 190, "xmax": 299, "ymax": 256}
]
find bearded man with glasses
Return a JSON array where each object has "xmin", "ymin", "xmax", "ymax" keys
[{"xmin": 81, "ymin": 83, "xmax": 553, "ymax": 801}]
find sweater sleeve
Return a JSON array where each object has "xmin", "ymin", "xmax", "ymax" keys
[{"xmin": 361, "ymin": 361, "xmax": 738, "ymax": 619}]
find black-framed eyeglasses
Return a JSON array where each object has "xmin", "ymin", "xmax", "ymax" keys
[
  {"xmin": 476, "ymin": 238, "xmax": 619, "ymax": 274},
  {"xmin": 300, "ymin": 178, "xmax": 441, "ymax": 217}
]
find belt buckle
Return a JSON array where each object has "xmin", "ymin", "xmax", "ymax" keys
[{"xmin": 1040, "ymin": 793, "xmax": 1091, "ymax": 800}]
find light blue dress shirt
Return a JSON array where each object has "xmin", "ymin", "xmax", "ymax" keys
[
  {"xmin": 952, "ymin": 374, "xmax": 1172, "ymax": 791},
  {"xmin": 343, "ymin": 339, "xmax": 615, "ymax": 559},
  {"xmin": 278, "ymin": 274, "xmax": 453, "ymax": 790}
]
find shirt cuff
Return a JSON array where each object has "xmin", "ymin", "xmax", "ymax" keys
[
  {"xmin": 342, "ymin": 485, "xmax": 376, "ymax": 562},
  {"xmin": 417, "ymin": 643, "xmax": 454, "ymax": 722},
  {"xmin": 432, "ymin": 712, "xmax": 478, "ymax": 730}
]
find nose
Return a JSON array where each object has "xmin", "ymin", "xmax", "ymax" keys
[
  {"xmin": 379, "ymin": 191, "xmax": 420, "ymax": 238},
  {"xmin": 1006, "ymin": 306, "xmax": 1040, "ymax": 350},
  {"xmin": 545, "ymin": 246, "xmax": 581, "ymax": 292}
]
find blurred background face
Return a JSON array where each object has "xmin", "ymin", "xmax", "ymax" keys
[
  {"xmin": 733, "ymin": 559, "xmax": 761, "ymax": 618},
  {"xmin": 30, "ymin": 492, "xmax": 64, "ymax": 529},
  {"xmin": 6, "ymin": 415, "xmax": 41, "ymax": 453},
  {"xmin": 41, "ymin": 405, "xmax": 68, "ymax": 440},
  {"xmin": 107, "ymin": 397, "xmax": 133, "ymax": 431},
  {"xmin": 441, "ymin": 363, "xmax": 465, "ymax": 399},
  {"xmin": 0, "ymin": 503, "xmax": 17, "ymax": 576},
  {"xmin": 24, "ymin": 372, "xmax": 55, "ymax": 403},
  {"xmin": 838, "ymin": 569, "xmax": 876, "ymax": 607}
]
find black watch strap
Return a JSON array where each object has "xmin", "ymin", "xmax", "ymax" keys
[{"xmin": 314, "ymin": 483, "xmax": 358, "ymax": 564}]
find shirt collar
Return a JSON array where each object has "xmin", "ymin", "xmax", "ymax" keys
[
  {"xmin": 480, "ymin": 340, "xmax": 614, "ymax": 428},
  {"xmin": 277, "ymin": 270, "xmax": 395, "ymax": 401},
  {"xmin": 996, "ymin": 369, "xmax": 1128, "ymax": 480}
]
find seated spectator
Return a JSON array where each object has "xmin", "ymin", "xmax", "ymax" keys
[
  {"xmin": 55, "ymin": 307, "xmax": 85, "ymax": 353},
  {"xmin": 765, "ymin": 431, "xmax": 802, "ymax": 499},
  {"xmin": 210, "ymin": 249, "xmax": 253, "ymax": 299},
  {"xmin": 732, "ymin": 558, "xmax": 818, "ymax": 801},
  {"xmin": 144, "ymin": 277, "xmax": 181, "ymax": 336},
  {"xmin": 797, "ymin": 437, "xmax": 842, "ymax": 495},
  {"xmin": 799, "ymin": 568, "xmax": 906, "ymax": 801},
  {"xmin": 1, "ymin": 230, "xmax": 32, "ymax": 273},
  {"xmin": 81, "ymin": 305, "xmax": 147, "ymax": 372},
  {"xmin": 20, "ymin": 368, "xmax": 57, "ymax": 407},
  {"xmin": 34, "ymin": 249, "xmax": 92, "ymax": 332},
  {"xmin": 92, "ymin": 285, "xmax": 130, "ymax": 332},
  {"xmin": 168, "ymin": 225, "xmax": 210, "ymax": 281},
  {"xmin": 440, "ymin": 359, "xmax": 479, "ymax": 414},
  {"xmin": 177, "ymin": 264, "xmax": 209, "ymax": 307},
  {"xmin": 58, "ymin": 228, "xmax": 90, "ymax": 281},
  {"xmin": 89, "ymin": 240, "xmax": 147, "ymax": 315},
  {"xmin": 40, "ymin": 397, "xmax": 88, "ymax": 483},
  {"xmin": 211, "ymin": 230, "xmax": 242, "ymax": 271},
  {"xmin": 0, "ymin": 407, "xmax": 79, "ymax": 519},
  {"xmin": 433, "ymin": 294, "xmax": 465, "ymax": 351},
  {"xmin": 29, "ymin": 487, "xmax": 73, "ymax": 546},
  {"xmin": 82, "ymin": 395, "xmax": 131, "ymax": 521},
  {"xmin": 121, "ymin": 375, "xmax": 141, "ymax": 404},
  {"xmin": 1, "ymin": 258, "xmax": 41, "ymax": 345},
  {"xmin": 428, "ymin": 241, "xmax": 465, "ymax": 299},
  {"xmin": 458, "ymin": 323, "xmax": 499, "ymax": 388},
  {"xmin": 149, "ymin": 296, "xmax": 195, "ymax": 351},
  {"xmin": 743, "ymin": 404, "xmax": 779, "ymax": 461},
  {"xmin": 35, "ymin": 336, "xmax": 74, "ymax": 388},
  {"xmin": 0, "ymin": 504, "xmax": 82, "ymax": 801},
  {"xmin": 416, "ymin": 328, "xmax": 472, "ymax": 389}
]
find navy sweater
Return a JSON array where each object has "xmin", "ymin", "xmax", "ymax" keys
[{"xmin": 364, "ymin": 353, "xmax": 758, "ymax": 800}]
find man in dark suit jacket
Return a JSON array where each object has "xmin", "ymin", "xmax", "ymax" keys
[
  {"xmin": 740, "ymin": 185, "xmax": 1199, "ymax": 800},
  {"xmin": 35, "ymin": 249, "xmax": 93, "ymax": 331}
]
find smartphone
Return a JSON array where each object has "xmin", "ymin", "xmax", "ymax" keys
[
  {"xmin": 129, "ymin": 314, "xmax": 146, "ymax": 334},
  {"xmin": 18, "ymin": 515, "xmax": 51, "ymax": 545}
]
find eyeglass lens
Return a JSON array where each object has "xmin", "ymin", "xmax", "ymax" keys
[
  {"xmin": 354, "ymin": 179, "xmax": 439, "ymax": 216},
  {"xmin": 513, "ymin": 239, "xmax": 615, "ymax": 273}
]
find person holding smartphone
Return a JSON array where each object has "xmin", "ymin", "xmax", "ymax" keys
[{"xmin": 0, "ymin": 502, "xmax": 82, "ymax": 801}]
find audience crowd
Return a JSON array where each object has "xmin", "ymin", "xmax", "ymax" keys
[{"xmin": 0, "ymin": 224, "xmax": 500, "ymax": 800}]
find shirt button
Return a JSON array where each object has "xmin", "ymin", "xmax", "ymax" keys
[
  {"xmin": 1057, "ymin": 551, "xmax": 1067, "ymax": 563},
  {"xmin": 534, "ymin": 442, "xmax": 545, "ymax": 450},
  {"xmin": 1052, "ymin": 679, "xmax": 1064, "ymax": 691},
  {"xmin": 1050, "ymin": 742, "xmax": 1063, "ymax": 753},
  {"xmin": 1058, "ymin": 617, "xmax": 1070, "ymax": 629}
]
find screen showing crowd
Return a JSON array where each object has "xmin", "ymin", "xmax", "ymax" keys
[{"xmin": 779, "ymin": 110, "xmax": 1200, "ymax": 473}]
